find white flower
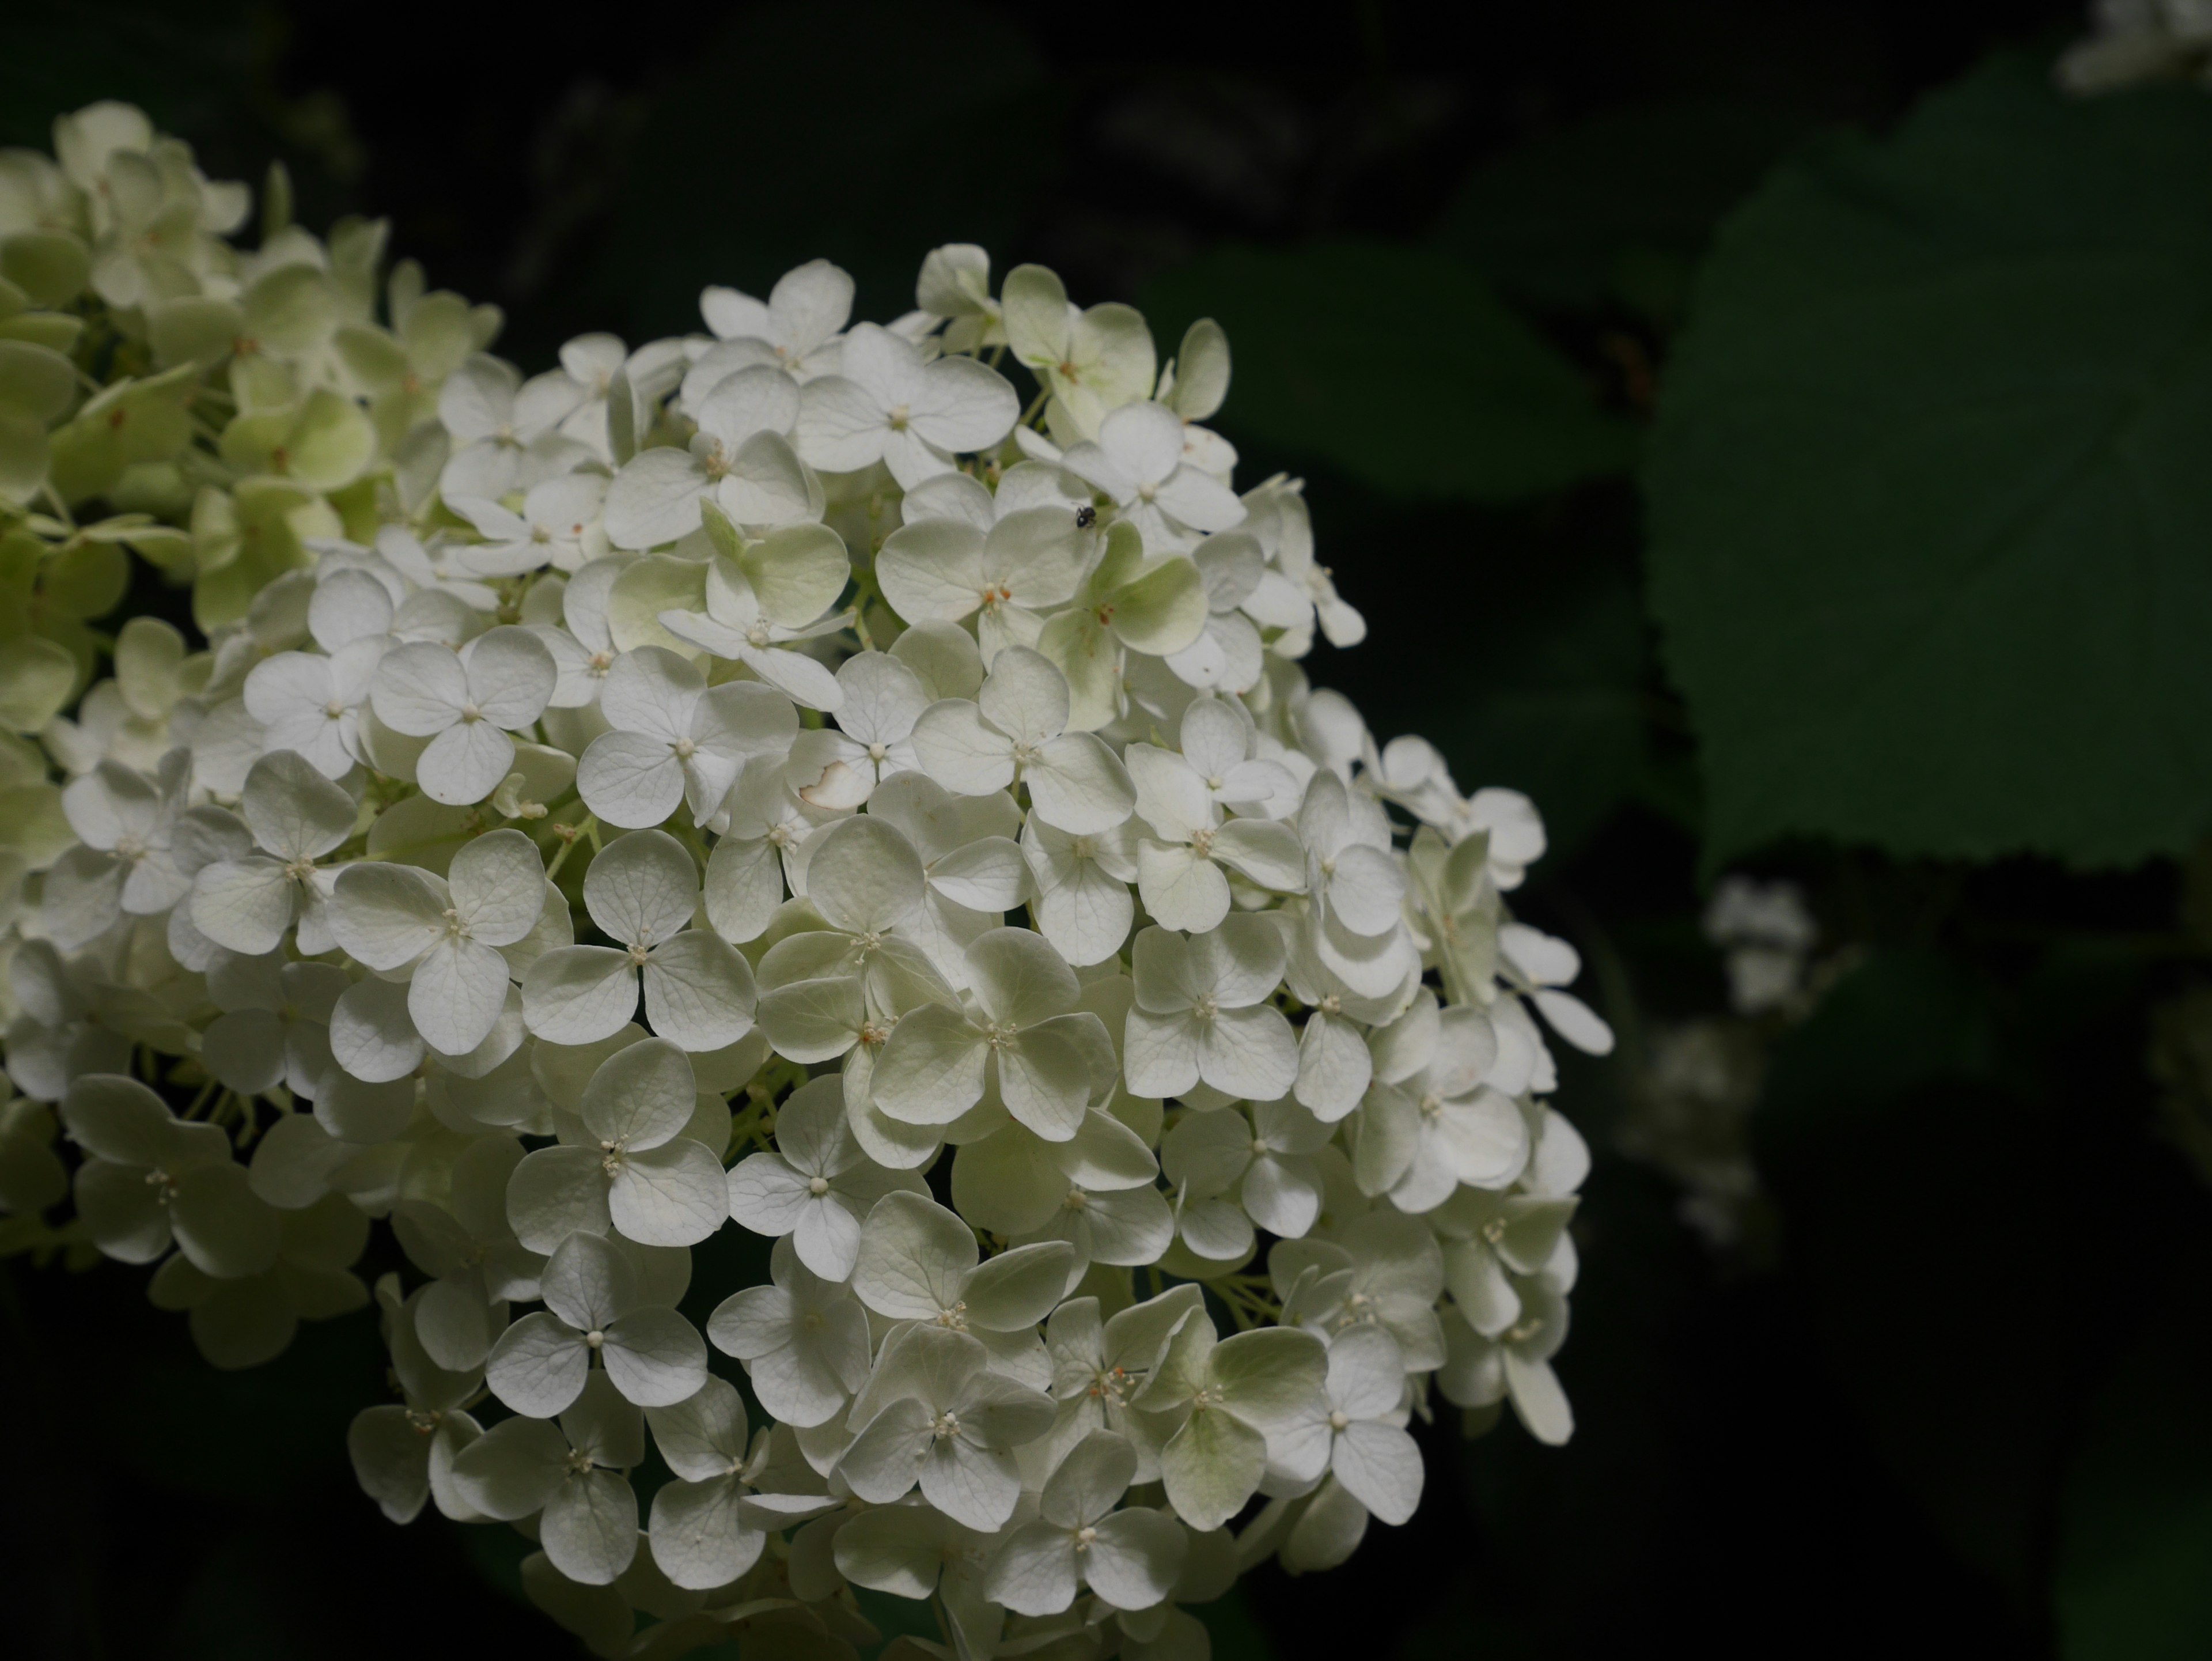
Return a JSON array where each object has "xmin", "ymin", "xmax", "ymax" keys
[
  {"xmin": 1039, "ymin": 1287, "xmax": 1205, "ymax": 1478},
  {"xmin": 724, "ymin": 1073, "xmax": 922, "ymax": 1278},
  {"xmin": 1237, "ymin": 476, "xmax": 1363, "ymax": 651},
  {"xmin": 910, "ymin": 646, "xmax": 1135, "ymax": 835},
  {"xmin": 950, "ymin": 1106, "xmax": 1160, "ymax": 1243},
  {"xmin": 1438, "ymin": 1274, "xmax": 1574, "ymax": 1446},
  {"xmin": 1278, "ymin": 1210, "xmax": 1447, "ymax": 1370},
  {"xmin": 438, "ymin": 353, "xmax": 592, "ymax": 501},
  {"xmin": 1357, "ymin": 993, "xmax": 1528, "ymax": 1212},
  {"xmin": 60, "ymin": 1072, "xmax": 279, "ymax": 1275},
  {"xmin": 1020, "ymin": 811, "xmax": 1139, "ymax": 968},
  {"xmin": 872, "ymin": 925, "xmax": 1113, "ymax": 1141},
  {"xmin": 448, "ymin": 473, "xmax": 608, "ymax": 577},
  {"xmin": 189, "ymin": 750, "xmax": 357, "ymax": 957},
  {"xmin": 836, "ymin": 1321, "xmax": 1055, "ymax": 1530},
  {"xmin": 1161, "ymin": 1096, "xmax": 1331, "ymax": 1240},
  {"xmin": 1124, "ymin": 917, "xmax": 1300, "ymax": 1103},
  {"xmin": 505, "ymin": 1036, "xmax": 728, "ymax": 1250},
  {"xmin": 1274, "ymin": 1325, "xmax": 1423, "ymax": 1528},
  {"xmin": 522, "ymin": 828, "xmax": 756, "ymax": 1051},
  {"xmin": 876, "ymin": 502, "xmax": 1092, "ymax": 665},
  {"xmin": 44, "ymin": 752, "xmax": 194, "ymax": 947},
  {"xmin": 200, "ymin": 948, "xmax": 346, "ymax": 1098},
  {"xmin": 708, "ymin": 1233, "xmax": 872, "ymax": 1428},
  {"xmin": 1135, "ymin": 1314, "xmax": 1328, "ymax": 1531},
  {"xmin": 328, "ymin": 827, "xmax": 544, "ymax": 1057},
  {"xmin": 370, "ymin": 627, "xmax": 558, "ymax": 807},
  {"xmin": 1060, "ymin": 401, "xmax": 1245, "ymax": 553},
  {"xmin": 449, "ymin": 1371, "xmax": 644, "ymax": 1584},
  {"xmin": 796, "ymin": 321, "xmax": 1019, "ymax": 486},
  {"xmin": 1002, "ymin": 263, "xmax": 1156, "ymax": 439},
  {"xmin": 861, "ymin": 770, "xmax": 1031, "ymax": 989},
  {"xmin": 700, "ymin": 258, "xmax": 853, "ymax": 381},
  {"xmin": 643, "ymin": 1375, "xmax": 769, "ymax": 1590},
  {"xmin": 916, "ymin": 243, "xmax": 1004, "ymax": 353},
  {"xmin": 1433, "ymin": 1186, "xmax": 1579, "ymax": 1338},
  {"xmin": 656, "ymin": 520, "xmax": 851, "ymax": 710},
  {"xmin": 1498, "ymin": 921, "xmax": 1615, "ymax": 1056},
  {"xmin": 850, "ymin": 1190, "xmax": 1072, "ymax": 1384},
  {"xmin": 782, "ymin": 649, "xmax": 932, "ymax": 811},
  {"xmin": 985, "ymin": 1429, "xmax": 1187, "ymax": 1615},
  {"xmin": 486, "ymin": 1229, "xmax": 707, "ymax": 1417},
  {"xmin": 1123, "ymin": 741, "xmax": 1305, "ymax": 934},
  {"xmin": 602, "ymin": 366, "xmax": 817, "ymax": 551},
  {"xmin": 831, "ymin": 1501, "xmax": 1005, "ymax": 1659},
  {"xmin": 575, "ymin": 646, "xmax": 797, "ymax": 830}
]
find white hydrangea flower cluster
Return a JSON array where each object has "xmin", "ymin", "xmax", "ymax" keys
[{"xmin": 0, "ymin": 103, "xmax": 1613, "ymax": 1661}]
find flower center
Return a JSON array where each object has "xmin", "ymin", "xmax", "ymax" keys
[
  {"xmin": 584, "ymin": 1329, "xmax": 605, "ymax": 1350},
  {"xmin": 1329, "ymin": 1410, "xmax": 1350, "ymax": 1432},
  {"xmin": 460, "ymin": 703, "xmax": 483, "ymax": 724},
  {"xmin": 930, "ymin": 1410, "xmax": 961, "ymax": 1441},
  {"xmin": 806, "ymin": 1176, "xmax": 831, "ymax": 1197},
  {"xmin": 673, "ymin": 737, "xmax": 697, "ymax": 759},
  {"xmin": 888, "ymin": 404, "xmax": 911, "ymax": 431},
  {"xmin": 1191, "ymin": 994, "xmax": 1218, "ymax": 1021},
  {"xmin": 934, "ymin": 1300, "xmax": 969, "ymax": 1331},
  {"xmin": 324, "ymin": 698, "xmax": 346, "ymax": 718}
]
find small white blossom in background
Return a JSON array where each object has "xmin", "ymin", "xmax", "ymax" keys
[
  {"xmin": 2056, "ymin": 0, "xmax": 2212, "ymax": 92},
  {"xmin": 0, "ymin": 101, "xmax": 1615, "ymax": 1660}
]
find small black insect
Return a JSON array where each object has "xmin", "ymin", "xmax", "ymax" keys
[{"xmin": 1075, "ymin": 505, "xmax": 1097, "ymax": 529}]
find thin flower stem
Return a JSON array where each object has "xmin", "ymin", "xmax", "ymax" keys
[{"xmin": 545, "ymin": 816, "xmax": 597, "ymax": 880}]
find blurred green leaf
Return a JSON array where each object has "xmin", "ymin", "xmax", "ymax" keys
[
  {"xmin": 1141, "ymin": 241, "xmax": 1636, "ymax": 503},
  {"xmin": 2056, "ymin": 1318, "xmax": 2212, "ymax": 1661},
  {"xmin": 1647, "ymin": 57, "xmax": 2212, "ymax": 873},
  {"xmin": 1430, "ymin": 99, "xmax": 1808, "ymax": 321}
]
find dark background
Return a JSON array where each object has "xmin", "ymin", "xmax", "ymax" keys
[{"xmin": 11, "ymin": 2, "xmax": 2212, "ymax": 1659}]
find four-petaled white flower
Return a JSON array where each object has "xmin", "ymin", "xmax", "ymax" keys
[
  {"xmin": 724, "ymin": 1073, "xmax": 922, "ymax": 1278},
  {"xmin": 330, "ymin": 827, "xmax": 546, "ymax": 1057},
  {"xmin": 986, "ymin": 1429, "xmax": 1187, "ymax": 1615},
  {"xmin": 796, "ymin": 321, "xmax": 1020, "ymax": 487},
  {"xmin": 371, "ymin": 626, "xmax": 558, "ymax": 807},
  {"xmin": 505, "ymin": 1037, "xmax": 729, "ymax": 1250},
  {"xmin": 486, "ymin": 1229, "xmax": 707, "ymax": 1417},
  {"xmin": 522, "ymin": 828, "xmax": 757, "ymax": 1051}
]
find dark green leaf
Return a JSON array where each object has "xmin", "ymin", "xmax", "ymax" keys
[
  {"xmin": 1141, "ymin": 240, "xmax": 1636, "ymax": 503},
  {"xmin": 1431, "ymin": 99, "xmax": 1809, "ymax": 321},
  {"xmin": 1647, "ymin": 57, "xmax": 2212, "ymax": 871},
  {"xmin": 2055, "ymin": 1317, "xmax": 2212, "ymax": 1661}
]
